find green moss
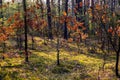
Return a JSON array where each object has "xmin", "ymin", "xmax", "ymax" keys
[
  {"xmin": 0, "ymin": 71, "xmax": 7, "ymax": 80},
  {"xmin": 0, "ymin": 37, "xmax": 118, "ymax": 79},
  {"xmin": 52, "ymin": 66, "xmax": 70, "ymax": 74}
]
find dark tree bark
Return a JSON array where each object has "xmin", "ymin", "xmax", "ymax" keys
[
  {"xmin": 56, "ymin": 0, "xmax": 61, "ymax": 66},
  {"xmin": 90, "ymin": 0, "xmax": 95, "ymax": 35},
  {"xmin": 111, "ymin": 0, "xmax": 116, "ymax": 13},
  {"xmin": 91, "ymin": 0, "xmax": 94, "ymax": 21},
  {"xmin": 64, "ymin": 0, "xmax": 68, "ymax": 40},
  {"xmin": 75, "ymin": 0, "xmax": 82, "ymax": 21},
  {"xmin": 83, "ymin": 0, "xmax": 86, "ymax": 15},
  {"xmin": 23, "ymin": 0, "xmax": 29, "ymax": 62},
  {"xmin": 115, "ymin": 38, "xmax": 120, "ymax": 78},
  {"xmin": 46, "ymin": 0, "xmax": 53, "ymax": 39},
  {"xmin": 119, "ymin": 0, "xmax": 120, "ymax": 5}
]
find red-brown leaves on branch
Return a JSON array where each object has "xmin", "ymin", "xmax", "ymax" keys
[
  {"xmin": 108, "ymin": 27, "xmax": 113, "ymax": 33},
  {"xmin": 79, "ymin": 2, "xmax": 83, "ymax": 7},
  {"xmin": 68, "ymin": 38, "xmax": 73, "ymax": 43},
  {"xmin": 116, "ymin": 26, "xmax": 120, "ymax": 37},
  {"xmin": 63, "ymin": 11, "xmax": 67, "ymax": 16},
  {"xmin": 0, "ymin": 33, "xmax": 7, "ymax": 42}
]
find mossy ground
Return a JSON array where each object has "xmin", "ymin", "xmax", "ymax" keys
[{"xmin": 0, "ymin": 37, "xmax": 118, "ymax": 80}]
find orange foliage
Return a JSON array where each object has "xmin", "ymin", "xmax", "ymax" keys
[
  {"xmin": 81, "ymin": 33, "xmax": 88, "ymax": 40},
  {"xmin": 0, "ymin": 33, "xmax": 7, "ymax": 42},
  {"xmin": 116, "ymin": 26, "xmax": 120, "ymax": 37},
  {"xmin": 63, "ymin": 11, "xmax": 67, "ymax": 16},
  {"xmin": 7, "ymin": 17, "xmax": 13, "ymax": 23},
  {"xmin": 95, "ymin": 4, "xmax": 101, "ymax": 10},
  {"xmin": 108, "ymin": 27, "xmax": 113, "ymax": 33},
  {"xmin": 68, "ymin": 38, "xmax": 73, "ymax": 43}
]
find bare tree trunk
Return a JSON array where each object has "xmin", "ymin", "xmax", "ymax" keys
[
  {"xmin": 115, "ymin": 37, "xmax": 120, "ymax": 78},
  {"xmin": 91, "ymin": 0, "xmax": 94, "ymax": 21},
  {"xmin": 56, "ymin": 0, "xmax": 61, "ymax": 66},
  {"xmin": 64, "ymin": 0, "xmax": 68, "ymax": 40},
  {"xmin": 118, "ymin": 0, "xmax": 120, "ymax": 6},
  {"xmin": 23, "ymin": 0, "xmax": 29, "ymax": 62},
  {"xmin": 46, "ymin": 0, "xmax": 53, "ymax": 39}
]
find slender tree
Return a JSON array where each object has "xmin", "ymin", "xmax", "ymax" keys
[
  {"xmin": 23, "ymin": 0, "xmax": 29, "ymax": 62},
  {"xmin": 119, "ymin": 0, "xmax": 120, "ymax": 5},
  {"xmin": 91, "ymin": 0, "xmax": 94, "ymax": 21},
  {"xmin": 56, "ymin": 0, "xmax": 60, "ymax": 66}
]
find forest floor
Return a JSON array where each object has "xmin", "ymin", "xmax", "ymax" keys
[{"xmin": 0, "ymin": 37, "xmax": 119, "ymax": 80}]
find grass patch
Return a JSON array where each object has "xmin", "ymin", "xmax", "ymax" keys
[{"xmin": 0, "ymin": 37, "xmax": 118, "ymax": 80}]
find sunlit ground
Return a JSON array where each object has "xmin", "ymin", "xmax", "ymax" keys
[{"xmin": 0, "ymin": 37, "xmax": 118, "ymax": 80}]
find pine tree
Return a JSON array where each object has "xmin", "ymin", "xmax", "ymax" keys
[{"xmin": 23, "ymin": 0, "xmax": 29, "ymax": 62}]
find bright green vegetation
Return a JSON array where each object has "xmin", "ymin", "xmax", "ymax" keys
[{"xmin": 0, "ymin": 37, "xmax": 117, "ymax": 80}]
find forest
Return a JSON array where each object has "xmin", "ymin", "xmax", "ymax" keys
[{"xmin": 0, "ymin": 0, "xmax": 120, "ymax": 80}]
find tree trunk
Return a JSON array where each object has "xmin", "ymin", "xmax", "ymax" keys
[
  {"xmin": 64, "ymin": 0, "xmax": 68, "ymax": 40},
  {"xmin": 115, "ymin": 37, "xmax": 120, "ymax": 78},
  {"xmin": 91, "ymin": 0, "xmax": 94, "ymax": 21},
  {"xmin": 118, "ymin": 0, "xmax": 120, "ymax": 6},
  {"xmin": 56, "ymin": 0, "xmax": 61, "ymax": 66},
  {"xmin": 115, "ymin": 51, "xmax": 120, "ymax": 77},
  {"xmin": 23, "ymin": 0, "xmax": 29, "ymax": 62},
  {"xmin": 83, "ymin": 0, "xmax": 86, "ymax": 15},
  {"xmin": 31, "ymin": 33, "xmax": 35, "ymax": 50},
  {"xmin": 46, "ymin": 0, "xmax": 53, "ymax": 39}
]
